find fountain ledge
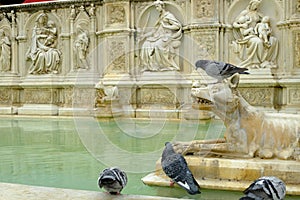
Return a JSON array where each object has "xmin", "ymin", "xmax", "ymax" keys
[
  {"xmin": 0, "ymin": 182, "xmax": 188, "ymax": 200},
  {"xmin": 142, "ymin": 157, "xmax": 300, "ymax": 196}
]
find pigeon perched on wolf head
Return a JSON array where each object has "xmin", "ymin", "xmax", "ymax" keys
[
  {"xmin": 195, "ymin": 59, "xmax": 249, "ymax": 82},
  {"xmin": 240, "ymin": 176, "xmax": 286, "ymax": 200},
  {"xmin": 161, "ymin": 142, "xmax": 201, "ymax": 195},
  {"xmin": 98, "ymin": 167, "xmax": 127, "ymax": 195}
]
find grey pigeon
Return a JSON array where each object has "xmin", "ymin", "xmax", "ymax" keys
[
  {"xmin": 161, "ymin": 142, "xmax": 200, "ymax": 195},
  {"xmin": 240, "ymin": 176, "xmax": 286, "ymax": 200},
  {"xmin": 98, "ymin": 167, "xmax": 127, "ymax": 195},
  {"xmin": 195, "ymin": 59, "xmax": 249, "ymax": 82}
]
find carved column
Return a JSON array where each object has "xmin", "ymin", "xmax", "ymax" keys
[
  {"xmin": 69, "ymin": 5, "xmax": 76, "ymax": 72},
  {"xmin": 89, "ymin": 4, "xmax": 97, "ymax": 73},
  {"xmin": 16, "ymin": 12, "xmax": 27, "ymax": 76}
]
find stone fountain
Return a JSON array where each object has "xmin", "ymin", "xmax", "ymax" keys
[
  {"xmin": 142, "ymin": 73, "xmax": 300, "ymax": 195},
  {"xmin": 140, "ymin": 0, "xmax": 300, "ymax": 196},
  {"xmin": 0, "ymin": 0, "xmax": 299, "ymax": 196},
  {"xmin": 0, "ymin": 0, "xmax": 299, "ymax": 118}
]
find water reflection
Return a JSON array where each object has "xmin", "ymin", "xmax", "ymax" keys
[{"xmin": 0, "ymin": 117, "xmax": 298, "ymax": 199}]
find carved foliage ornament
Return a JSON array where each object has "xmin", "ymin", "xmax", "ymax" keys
[
  {"xmin": 107, "ymin": 5, "xmax": 125, "ymax": 24},
  {"xmin": 107, "ymin": 40, "xmax": 126, "ymax": 74},
  {"xmin": 195, "ymin": 0, "xmax": 214, "ymax": 18},
  {"xmin": 295, "ymin": 32, "xmax": 300, "ymax": 68},
  {"xmin": 194, "ymin": 33, "xmax": 216, "ymax": 59}
]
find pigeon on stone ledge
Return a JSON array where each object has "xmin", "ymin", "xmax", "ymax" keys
[
  {"xmin": 98, "ymin": 167, "xmax": 127, "ymax": 195},
  {"xmin": 195, "ymin": 59, "xmax": 249, "ymax": 82},
  {"xmin": 161, "ymin": 142, "xmax": 201, "ymax": 195},
  {"xmin": 239, "ymin": 176, "xmax": 286, "ymax": 200}
]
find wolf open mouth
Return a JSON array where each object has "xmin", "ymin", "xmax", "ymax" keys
[{"xmin": 192, "ymin": 97, "xmax": 213, "ymax": 110}]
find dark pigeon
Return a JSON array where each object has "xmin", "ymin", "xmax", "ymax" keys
[
  {"xmin": 195, "ymin": 59, "xmax": 249, "ymax": 82},
  {"xmin": 240, "ymin": 176, "xmax": 286, "ymax": 200},
  {"xmin": 161, "ymin": 142, "xmax": 200, "ymax": 195},
  {"xmin": 98, "ymin": 167, "xmax": 127, "ymax": 195}
]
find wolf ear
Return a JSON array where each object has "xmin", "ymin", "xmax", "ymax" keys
[{"xmin": 228, "ymin": 73, "xmax": 240, "ymax": 89}]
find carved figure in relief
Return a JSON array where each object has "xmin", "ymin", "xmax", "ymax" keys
[
  {"xmin": 234, "ymin": 12, "xmax": 255, "ymax": 37},
  {"xmin": 232, "ymin": 0, "xmax": 279, "ymax": 69},
  {"xmin": 45, "ymin": 20, "xmax": 57, "ymax": 47},
  {"xmin": 74, "ymin": 26, "xmax": 89, "ymax": 70},
  {"xmin": 27, "ymin": 13, "xmax": 61, "ymax": 74},
  {"xmin": 254, "ymin": 16, "xmax": 272, "ymax": 48},
  {"xmin": 139, "ymin": 0, "xmax": 182, "ymax": 72},
  {"xmin": 180, "ymin": 74, "xmax": 300, "ymax": 160},
  {"xmin": 0, "ymin": 29, "xmax": 11, "ymax": 72},
  {"xmin": 89, "ymin": 4, "xmax": 95, "ymax": 17},
  {"xmin": 95, "ymin": 81, "xmax": 119, "ymax": 107},
  {"xmin": 70, "ymin": 5, "xmax": 76, "ymax": 19}
]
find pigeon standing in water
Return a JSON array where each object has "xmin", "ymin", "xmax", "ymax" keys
[
  {"xmin": 98, "ymin": 167, "xmax": 127, "ymax": 195},
  {"xmin": 161, "ymin": 142, "xmax": 201, "ymax": 195},
  {"xmin": 195, "ymin": 59, "xmax": 249, "ymax": 82},
  {"xmin": 240, "ymin": 176, "xmax": 286, "ymax": 200}
]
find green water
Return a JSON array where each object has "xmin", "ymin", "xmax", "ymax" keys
[{"xmin": 0, "ymin": 117, "xmax": 298, "ymax": 200}]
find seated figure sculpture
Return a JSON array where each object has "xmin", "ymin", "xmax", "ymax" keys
[
  {"xmin": 139, "ymin": 0, "xmax": 182, "ymax": 72},
  {"xmin": 175, "ymin": 74, "xmax": 300, "ymax": 160},
  {"xmin": 232, "ymin": 0, "xmax": 279, "ymax": 69},
  {"xmin": 27, "ymin": 13, "xmax": 61, "ymax": 74}
]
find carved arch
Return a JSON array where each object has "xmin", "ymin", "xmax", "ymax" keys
[
  {"xmin": 137, "ymin": 1, "xmax": 184, "ymax": 29},
  {"xmin": 226, "ymin": 0, "xmax": 283, "ymax": 35}
]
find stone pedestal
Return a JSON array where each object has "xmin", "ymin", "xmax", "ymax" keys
[
  {"xmin": 142, "ymin": 157, "xmax": 300, "ymax": 195},
  {"xmin": 94, "ymin": 100, "xmax": 123, "ymax": 118}
]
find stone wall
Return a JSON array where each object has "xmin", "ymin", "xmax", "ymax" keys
[{"xmin": 0, "ymin": 0, "xmax": 299, "ymax": 116}]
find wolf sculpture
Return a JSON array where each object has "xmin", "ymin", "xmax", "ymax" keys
[{"xmin": 188, "ymin": 74, "xmax": 299, "ymax": 160}]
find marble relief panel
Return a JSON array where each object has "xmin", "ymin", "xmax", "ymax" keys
[
  {"xmin": 23, "ymin": 89, "xmax": 58, "ymax": 104},
  {"xmin": 230, "ymin": 0, "xmax": 280, "ymax": 69},
  {"xmin": 137, "ymin": 0, "xmax": 183, "ymax": 72},
  {"xmin": 72, "ymin": 88, "xmax": 94, "ymax": 107},
  {"xmin": 106, "ymin": 38, "xmax": 127, "ymax": 74},
  {"xmin": 294, "ymin": 32, "xmax": 300, "ymax": 68},
  {"xmin": 239, "ymin": 88, "xmax": 273, "ymax": 106},
  {"xmin": 62, "ymin": 88, "xmax": 74, "ymax": 107},
  {"xmin": 0, "ymin": 28, "xmax": 11, "ymax": 73},
  {"xmin": 0, "ymin": 88, "xmax": 11, "ymax": 104},
  {"xmin": 194, "ymin": 0, "xmax": 214, "ymax": 19},
  {"xmin": 193, "ymin": 32, "xmax": 216, "ymax": 59},
  {"xmin": 72, "ymin": 6, "xmax": 90, "ymax": 71},
  {"xmin": 140, "ymin": 88, "xmax": 176, "ymax": 105},
  {"xmin": 105, "ymin": 3, "xmax": 127, "ymax": 27},
  {"xmin": 108, "ymin": 5, "xmax": 125, "ymax": 24},
  {"xmin": 0, "ymin": 16, "xmax": 12, "ymax": 73},
  {"xmin": 25, "ymin": 12, "xmax": 62, "ymax": 75},
  {"xmin": 289, "ymin": 88, "xmax": 300, "ymax": 104}
]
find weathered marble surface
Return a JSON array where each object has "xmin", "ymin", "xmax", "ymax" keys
[
  {"xmin": 142, "ymin": 157, "xmax": 300, "ymax": 196},
  {"xmin": 190, "ymin": 74, "xmax": 300, "ymax": 160},
  {"xmin": 0, "ymin": 182, "xmax": 186, "ymax": 200},
  {"xmin": 0, "ymin": 0, "xmax": 299, "ymax": 117}
]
